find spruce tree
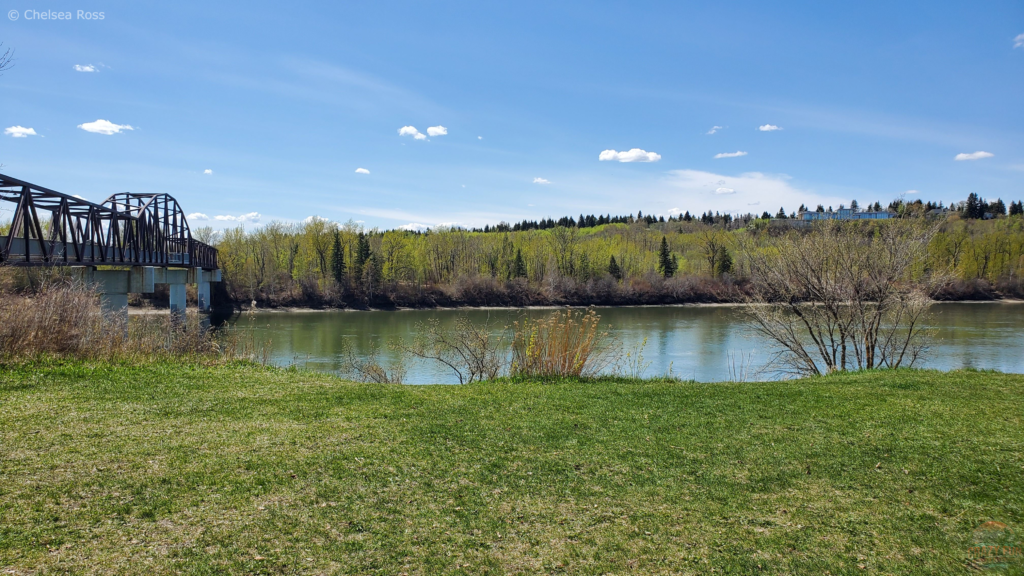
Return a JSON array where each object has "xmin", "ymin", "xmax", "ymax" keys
[
  {"xmin": 353, "ymin": 232, "xmax": 371, "ymax": 279},
  {"xmin": 1010, "ymin": 201, "xmax": 1023, "ymax": 217},
  {"xmin": 512, "ymin": 248, "xmax": 527, "ymax": 278},
  {"xmin": 657, "ymin": 236, "xmax": 676, "ymax": 278},
  {"xmin": 991, "ymin": 198, "xmax": 1006, "ymax": 216},
  {"xmin": 330, "ymin": 231, "xmax": 346, "ymax": 284},
  {"xmin": 715, "ymin": 246, "xmax": 733, "ymax": 277},
  {"xmin": 608, "ymin": 255, "xmax": 622, "ymax": 280},
  {"xmin": 776, "ymin": 207, "xmax": 787, "ymax": 219},
  {"xmin": 965, "ymin": 193, "xmax": 982, "ymax": 219}
]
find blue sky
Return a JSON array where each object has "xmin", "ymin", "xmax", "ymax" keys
[{"xmin": 2, "ymin": 1, "xmax": 1023, "ymax": 230}]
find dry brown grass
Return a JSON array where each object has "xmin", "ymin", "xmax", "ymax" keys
[
  {"xmin": 509, "ymin": 309, "xmax": 614, "ymax": 378},
  {"xmin": 0, "ymin": 278, "xmax": 267, "ymax": 364}
]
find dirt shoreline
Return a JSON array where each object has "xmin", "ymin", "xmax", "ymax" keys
[{"xmin": 126, "ymin": 299, "xmax": 1024, "ymax": 315}]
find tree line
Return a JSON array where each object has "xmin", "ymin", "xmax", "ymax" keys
[{"xmin": 201, "ymin": 193, "xmax": 1024, "ymax": 309}]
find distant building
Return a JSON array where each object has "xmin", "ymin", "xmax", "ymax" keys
[{"xmin": 799, "ymin": 207, "xmax": 892, "ymax": 221}]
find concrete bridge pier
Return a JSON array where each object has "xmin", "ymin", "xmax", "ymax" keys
[
  {"xmin": 191, "ymin": 269, "xmax": 222, "ymax": 312},
  {"xmin": 92, "ymin": 269, "xmax": 130, "ymax": 327},
  {"xmin": 73, "ymin": 266, "xmax": 221, "ymax": 326},
  {"xmin": 78, "ymin": 266, "xmax": 156, "ymax": 332},
  {"xmin": 154, "ymin": 268, "xmax": 189, "ymax": 323}
]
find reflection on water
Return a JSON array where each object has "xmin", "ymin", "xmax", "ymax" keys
[{"xmin": 225, "ymin": 303, "xmax": 1024, "ymax": 384}]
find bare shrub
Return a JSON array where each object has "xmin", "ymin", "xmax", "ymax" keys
[
  {"xmin": 744, "ymin": 220, "xmax": 937, "ymax": 377},
  {"xmin": 510, "ymin": 309, "xmax": 614, "ymax": 378},
  {"xmin": 338, "ymin": 341, "xmax": 406, "ymax": 384},
  {"xmin": 399, "ymin": 316, "xmax": 506, "ymax": 383}
]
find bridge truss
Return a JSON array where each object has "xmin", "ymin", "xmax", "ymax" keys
[{"xmin": 0, "ymin": 173, "xmax": 217, "ymax": 269}]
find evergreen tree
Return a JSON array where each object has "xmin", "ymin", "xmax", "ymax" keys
[
  {"xmin": 353, "ymin": 232, "xmax": 371, "ymax": 278},
  {"xmin": 776, "ymin": 207, "xmax": 787, "ymax": 219},
  {"xmin": 715, "ymin": 245, "xmax": 733, "ymax": 277},
  {"xmin": 965, "ymin": 193, "xmax": 982, "ymax": 219},
  {"xmin": 850, "ymin": 199, "xmax": 859, "ymax": 210},
  {"xmin": 512, "ymin": 248, "xmax": 527, "ymax": 278},
  {"xmin": 683, "ymin": 211, "xmax": 692, "ymax": 222},
  {"xmin": 761, "ymin": 211, "xmax": 771, "ymax": 220},
  {"xmin": 1010, "ymin": 201, "xmax": 1024, "ymax": 217},
  {"xmin": 608, "ymin": 255, "xmax": 622, "ymax": 280},
  {"xmin": 330, "ymin": 231, "xmax": 346, "ymax": 284},
  {"xmin": 991, "ymin": 198, "xmax": 1007, "ymax": 216},
  {"xmin": 657, "ymin": 236, "xmax": 676, "ymax": 278}
]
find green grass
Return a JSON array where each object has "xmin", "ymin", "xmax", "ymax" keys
[{"xmin": 1, "ymin": 363, "xmax": 1023, "ymax": 575}]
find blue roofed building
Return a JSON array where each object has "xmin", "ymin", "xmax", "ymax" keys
[{"xmin": 800, "ymin": 207, "xmax": 893, "ymax": 221}]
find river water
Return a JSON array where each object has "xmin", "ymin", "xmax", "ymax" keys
[{"xmin": 227, "ymin": 302, "xmax": 1024, "ymax": 384}]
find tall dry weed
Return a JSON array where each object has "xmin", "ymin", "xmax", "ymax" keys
[
  {"xmin": 0, "ymin": 278, "xmax": 268, "ymax": 364},
  {"xmin": 509, "ymin": 309, "xmax": 614, "ymax": 378}
]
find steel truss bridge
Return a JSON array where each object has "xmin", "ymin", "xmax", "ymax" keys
[{"xmin": 0, "ymin": 173, "xmax": 217, "ymax": 269}]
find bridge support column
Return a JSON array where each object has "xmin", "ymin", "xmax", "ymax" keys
[
  {"xmin": 92, "ymin": 269, "xmax": 130, "ymax": 330},
  {"xmin": 197, "ymin": 277, "xmax": 211, "ymax": 312},
  {"xmin": 156, "ymin": 268, "xmax": 189, "ymax": 323},
  {"xmin": 169, "ymin": 284, "xmax": 187, "ymax": 322},
  {"xmin": 191, "ymin": 268, "xmax": 222, "ymax": 312}
]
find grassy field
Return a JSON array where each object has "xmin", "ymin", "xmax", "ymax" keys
[{"xmin": 1, "ymin": 363, "xmax": 1022, "ymax": 575}]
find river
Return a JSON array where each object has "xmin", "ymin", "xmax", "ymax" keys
[{"xmin": 225, "ymin": 302, "xmax": 1024, "ymax": 384}]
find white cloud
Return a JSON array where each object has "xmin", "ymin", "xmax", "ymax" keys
[
  {"xmin": 398, "ymin": 125, "xmax": 426, "ymax": 140},
  {"xmin": 715, "ymin": 187, "xmax": 736, "ymax": 194},
  {"xmin": 5, "ymin": 126, "xmax": 37, "ymax": 138},
  {"xmin": 203, "ymin": 169, "xmax": 213, "ymax": 175},
  {"xmin": 1015, "ymin": 33, "xmax": 1024, "ymax": 48},
  {"xmin": 664, "ymin": 169, "xmax": 846, "ymax": 217},
  {"xmin": 532, "ymin": 177, "xmax": 550, "ymax": 184},
  {"xmin": 398, "ymin": 223, "xmax": 431, "ymax": 232},
  {"xmin": 355, "ymin": 168, "xmax": 370, "ymax": 174},
  {"xmin": 215, "ymin": 212, "xmax": 261, "ymax": 223},
  {"xmin": 599, "ymin": 148, "xmax": 661, "ymax": 162},
  {"xmin": 706, "ymin": 126, "xmax": 723, "ymax": 135},
  {"xmin": 758, "ymin": 124, "xmax": 782, "ymax": 132},
  {"xmin": 667, "ymin": 207, "xmax": 683, "ymax": 215},
  {"xmin": 73, "ymin": 64, "xmax": 96, "ymax": 72},
  {"xmin": 905, "ymin": 189, "xmax": 920, "ymax": 195},
  {"xmin": 78, "ymin": 119, "xmax": 134, "ymax": 135},
  {"xmin": 72, "ymin": 194, "xmax": 88, "ymax": 201},
  {"xmin": 477, "ymin": 136, "xmax": 483, "ymax": 140},
  {"xmin": 954, "ymin": 151, "xmax": 994, "ymax": 161},
  {"xmin": 427, "ymin": 125, "xmax": 447, "ymax": 137},
  {"xmin": 714, "ymin": 151, "xmax": 748, "ymax": 159},
  {"xmin": 188, "ymin": 212, "xmax": 210, "ymax": 221}
]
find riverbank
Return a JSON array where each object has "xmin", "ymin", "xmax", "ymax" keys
[
  {"xmin": 2, "ymin": 362, "xmax": 1022, "ymax": 573},
  {"xmin": 201, "ymin": 297, "xmax": 1024, "ymax": 314}
]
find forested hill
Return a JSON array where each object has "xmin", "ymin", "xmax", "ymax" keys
[{"xmin": 199, "ymin": 195, "xmax": 1024, "ymax": 309}]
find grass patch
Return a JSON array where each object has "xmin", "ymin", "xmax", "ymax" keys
[{"xmin": 1, "ymin": 364, "xmax": 1022, "ymax": 574}]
